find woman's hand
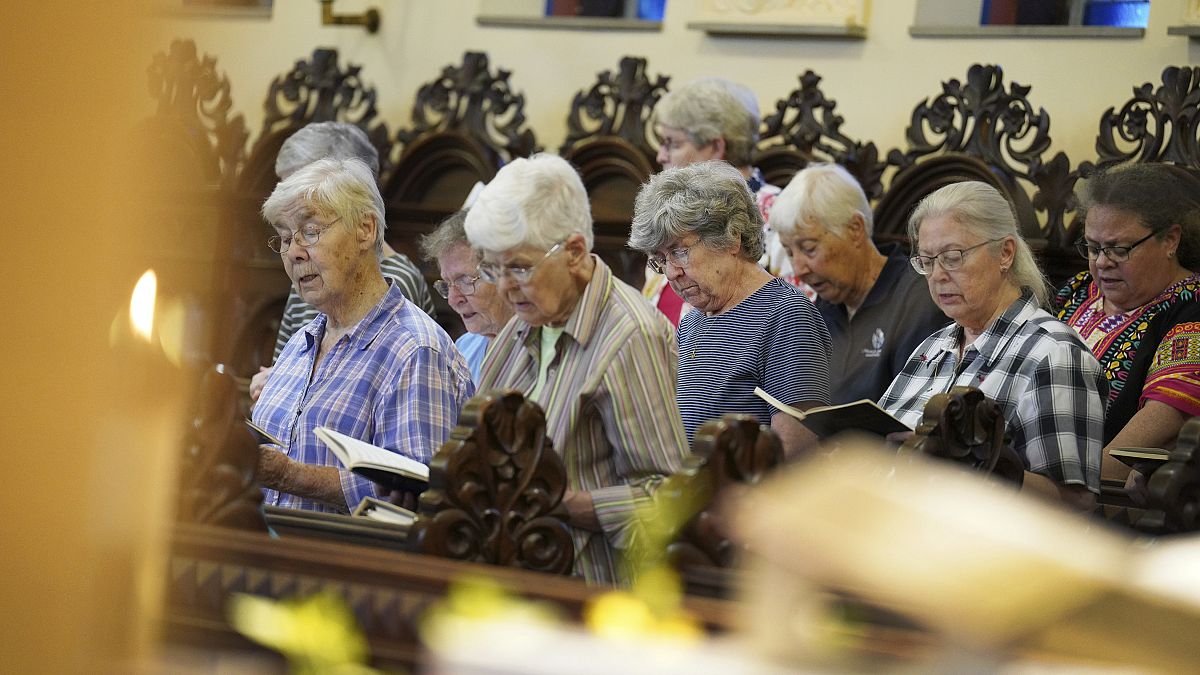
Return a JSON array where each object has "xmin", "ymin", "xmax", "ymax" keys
[{"xmin": 1125, "ymin": 469, "xmax": 1148, "ymax": 506}]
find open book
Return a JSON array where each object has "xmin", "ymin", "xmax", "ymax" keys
[
  {"xmin": 755, "ymin": 387, "xmax": 911, "ymax": 439},
  {"xmin": 352, "ymin": 495, "xmax": 417, "ymax": 527},
  {"xmin": 314, "ymin": 426, "xmax": 429, "ymax": 493},
  {"xmin": 245, "ymin": 418, "xmax": 286, "ymax": 447},
  {"xmin": 1109, "ymin": 446, "xmax": 1170, "ymax": 471}
]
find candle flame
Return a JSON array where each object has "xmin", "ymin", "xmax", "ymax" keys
[{"xmin": 130, "ymin": 269, "xmax": 157, "ymax": 341}]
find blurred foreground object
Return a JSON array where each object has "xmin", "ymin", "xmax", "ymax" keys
[{"xmin": 733, "ymin": 441, "xmax": 1200, "ymax": 671}]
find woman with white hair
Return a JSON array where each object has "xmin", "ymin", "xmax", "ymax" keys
[
  {"xmin": 630, "ymin": 160, "xmax": 831, "ymax": 460},
  {"xmin": 253, "ymin": 158, "xmax": 473, "ymax": 513},
  {"xmin": 878, "ymin": 181, "xmax": 1105, "ymax": 510},
  {"xmin": 645, "ymin": 77, "xmax": 799, "ymax": 325},
  {"xmin": 465, "ymin": 153, "xmax": 688, "ymax": 586},
  {"xmin": 769, "ymin": 163, "xmax": 947, "ymax": 403}
]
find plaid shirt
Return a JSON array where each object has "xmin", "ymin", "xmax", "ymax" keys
[
  {"xmin": 878, "ymin": 293, "xmax": 1104, "ymax": 492},
  {"xmin": 254, "ymin": 282, "xmax": 474, "ymax": 512}
]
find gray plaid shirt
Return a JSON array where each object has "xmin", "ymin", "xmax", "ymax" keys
[{"xmin": 879, "ymin": 293, "xmax": 1104, "ymax": 492}]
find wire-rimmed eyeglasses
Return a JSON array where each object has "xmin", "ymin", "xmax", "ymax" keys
[
  {"xmin": 646, "ymin": 244, "xmax": 694, "ymax": 275},
  {"xmin": 909, "ymin": 238, "xmax": 1003, "ymax": 276},
  {"xmin": 1074, "ymin": 231, "xmax": 1156, "ymax": 262},
  {"xmin": 434, "ymin": 275, "xmax": 480, "ymax": 299},
  {"xmin": 267, "ymin": 217, "xmax": 343, "ymax": 254},
  {"xmin": 477, "ymin": 241, "xmax": 565, "ymax": 285}
]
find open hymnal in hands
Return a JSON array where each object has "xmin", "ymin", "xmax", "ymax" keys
[
  {"xmin": 754, "ymin": 387, "xmax": 911, "ymax": 439},
  {"xmin": 1109, "ymin": 446, "xmax": 1170, "ymax": 471},
  {"xmin": 313, "ymin": 426, "xmax": 429, "ymax": 493}
]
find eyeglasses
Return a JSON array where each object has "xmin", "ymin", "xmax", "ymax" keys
[
  {"xmin": 1074, "ymin": 231, "xmax": 1156, "ymax": 262},
  {"xmin": 646, "ymin": 243, "xmax": 694, "ymax": 274},
  {"xmin": 910, "ymin": 238, "xmax": 1003, "ymax": 276},
  {"xmin": 433, "ymin": 275, "xmax": 480, "ymax": 299},
  {"xmin": 267, "ymin": 217, "xmax": 343, "ymax": 254},
  {"xmin": 477, "ymin": 241, "xmax": 564, "ymax": 285}
]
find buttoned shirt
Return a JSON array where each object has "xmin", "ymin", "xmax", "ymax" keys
[
  {"xmin": 478, "ymin": 257, "xmax": 689, "ymax": 585},
  {"xmin": 879, "ymin": 292, "xmax": 1105, "ymax": 492},
  {"xmin": 254, "ymin": 282, "xmax": 474, "ymax": 512}
]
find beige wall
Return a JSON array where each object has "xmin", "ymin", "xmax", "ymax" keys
[{"xmin": 154, "ymin": 0, "xmax": 1197, "ymax": 173}]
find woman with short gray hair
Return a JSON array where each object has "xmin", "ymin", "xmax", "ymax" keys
[
  {"xmin": 879, "ymin": 180, "xmax": 1105, "ymax": 511},
  {"xmin": 630, "ymin": 160, "xmax": 831, "ymax": 460}
]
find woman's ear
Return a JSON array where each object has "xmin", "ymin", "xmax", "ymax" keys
[
  {"xmin": 565, "ymin": 233, "xmax": 588, "ymax": 265},
  {"xmin": 357, "ymin": 214, "xmax": 378, "ymax": 250},
  {"xmin": 711, "ymin": 136, "xmax": 727, "ymax": 160},
  {"xmin": 1163, "ymin": 223, "xmax": 1183, "ymax": 256},
  {"xmin": 1001, "ymin": 236, "xmax": 1017, "ymax": 269}
]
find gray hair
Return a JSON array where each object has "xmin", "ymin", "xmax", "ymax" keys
[
  {"xmin": 262, "ymin": 157, "xmax": 386, "ymax": 256},
  {"xmin": 464, "ymin": 154, "xmax": 593, "ymax": 253},
  {"xmin": 419, "ymin": 209, "xmax": 470, "ymax": 262},
  {"xmin": 655, "ymin": 78, "xmax": 760, "ymax": 168},
  {"xmin": 630, "ymin": 160, "xmax": 765, "ymax": 262},
  {"xmin": 275, "ymin": 122, "xmax": 380, "ymax": 180},
  {"xmin": 1081, "ymin": 162, "xmax": 1200, "ymax": 271},
  {"xmin": 769, "ymin": 163, "xmax": 873, "ymax": 238},
  {"xmin": 908, "ymin": 181, "xmax": 1048, "ymax": 306}
]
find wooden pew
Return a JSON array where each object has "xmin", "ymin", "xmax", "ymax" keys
[{"xmin": 559, "ymin": 56, "xmax": 668, "ymax": 288}]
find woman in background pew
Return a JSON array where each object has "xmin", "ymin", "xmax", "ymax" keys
[
  {"xmin": 1055, "ymin": 163, "xmax": 1200, "ymax": 488},
  {"xmin": 879, "ymin": 181, "xmax": 1105, "ymax": 510},
  {"xmin": 630, "ymin": 160, "xmax": 831, "ymax": 460}
]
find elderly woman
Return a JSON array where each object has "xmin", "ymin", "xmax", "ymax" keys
[
  {"xmin": 1055, "ymin": 163, "xmax": 1200, "ymax": 483},
  {"xmin": 253, "ymin": 158, "xmax": 474, "ymax": 513},
  {"xmin": 465, "ymin": 153, "xmax": 689, "ymax": 586},
  {"xmin": 419, "ymin": 209, "xmax": 515, "ymax": 382},
  {"xmin": 769, "ymin": 163, "xmax": 948, "ymax": 403},
  {"xmin": 630, "ymin": 160, "xmax": 831, "ymax": 459},
  {"xmin": 250, "ymin": 121, "xmax": 434, "ymax": 401},
  {"xmin": 645, "ymin": 78, "xmax": 793, "ymax": 325},
  {"xmin": 879, "ymin": 181, "xmax": 1105, "ymax": 510}
]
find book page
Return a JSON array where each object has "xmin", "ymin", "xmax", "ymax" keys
[
  {"xmin": 314, "ymin": 427, "xmax": 429, "ymax": 481},
  {"xmin": 245, "ymin": 418, "xmax": 285, "ymax": 447}
]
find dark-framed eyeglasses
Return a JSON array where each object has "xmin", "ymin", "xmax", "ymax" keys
[
  {"xmin": 646, "ymin": 244, "xmax": 694, "ymax": 275},
  {"xmin": 477, "ymin": 241, "xmax": 565, "ymax": 285},
  {"xmin": 433, "ymin": 275, "xmax": 480, "ymax": 299},
  {"xmin": 910, "ymin": 238, "xmax": 1004, "ymax": 276},
  {"xmin": 1074, "ymin": 231, "xmax": 1157, "ymax": 262},
  {"xmin": 267, "ymin": 216, "xmax": 343, "ymax": 254}
]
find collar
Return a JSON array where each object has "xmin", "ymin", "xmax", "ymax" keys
[
  {"xmin": 301, "ymin": 281, "xmax": 404, "ymax": 353},
  {"xmin": 514, "ymin": 255, "xmax": 612, "ymax": 350},
  {"xmin": 859, "ymin": 243, "xmax": 912, "ymax": 310},
  {"xmin": 746, "ymin": 167, "xmax": 766, "ymax": 194},
  {"xmin": 925, "ymin": 291, "xmax": 1039, "ymax": 368}
]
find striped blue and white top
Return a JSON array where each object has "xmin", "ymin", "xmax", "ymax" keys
[{"xmin": 677, "ymin": 277, "xmax": 831, "ymax": 443}]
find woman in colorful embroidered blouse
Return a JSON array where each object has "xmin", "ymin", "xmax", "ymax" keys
[{"xmin": 1056, "ymin": 163, "xmax": 1200, "ymax": 483}]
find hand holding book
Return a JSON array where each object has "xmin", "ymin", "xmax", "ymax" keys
[{"xmin": 755, "ymin": 387, "xmax": 911, "ymax": 439}]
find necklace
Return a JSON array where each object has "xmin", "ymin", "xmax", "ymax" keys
[{"xmin": 687, "ymin": 312, "xmax": 716, "ymax": 359}]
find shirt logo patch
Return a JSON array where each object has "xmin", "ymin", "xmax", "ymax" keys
[{"xmin": 862, "ymin": 328, "xmax": 886, "ymax": 358}]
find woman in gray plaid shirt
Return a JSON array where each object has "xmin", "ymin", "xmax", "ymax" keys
[{"xmin": 879, "ymin": 182, "xmax": 1105, "ymax": 511}]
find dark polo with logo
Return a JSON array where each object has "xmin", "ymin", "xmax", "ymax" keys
[{"xmin": 816, "ymin": 244, "xmax": 950, "ymax": 404}]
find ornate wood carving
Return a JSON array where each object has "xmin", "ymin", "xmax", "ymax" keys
[
  {"xmin": 1138, "ymin": 418, "xmax": 1200, "ymax": 534},
  {"xmin": 144, "ymin": 39, "xmax": 248, "ymax": 189},
  {"xmin": 408, "ymin": 391, "xmax": 574, "ymax": 575},
  {"xmin": 899, "ymin": 386, "xmax": 1024, "ymax": 487},
  {"xmin": 396, "ymin": 52, "xmax": 539, "ymax": 168},
  {"xmin": 875, "ymin": 64, "xmax": 1080, "ymax": 263},
  {"xmin": 664, "ymin": 415, "xmax": 783, "ymax": 572},
  {"xmin": 177, "ymin": 366, "xmax": 267, "ymax": 531},
  {"xmin": 1090, "ymin": 66, "xmax": 1200, "ymax": 171},
  {"xmin": 559, "ymin": 56, "xmax": 668, "ymax": 163},
  {"xmin": 758, "ymin": 70, "xmax": 886, "ymax": 197},
  {"xmin": 241, "ymin": 48, "xmax": 393, "ymax": 196}
]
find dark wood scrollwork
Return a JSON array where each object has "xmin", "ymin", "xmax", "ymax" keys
[
  {"xmin": 1138, "ymin": 418, "xmax": 1200, "ymax": 534},
  {"xmin": 177, "ymin": 365, "xmax": 267, "ymax": 531},
  {"xmin": 144, "ymin": 39, "xmax": 248, "ymax": 189},
  {"xmin": 559, "ymin": 56, "xmax": 668, "ymax": 164},
  {"xmin": 758, "ymin": 70, "xmax": 886, "ymax": 197},
  {"xmin": 876, "ymin": 64, "xmax": 1079, "ymax": 259},
  {"xmin": 409, "ymin": 391, "xmax": 573, "ymax": 575},
  {"xmin": 241, "ymin": 48, "xmax": 393, "ymax": 194},
  {"xmin": 396, "ymin": 52, "xmax": 539, "ymax": 167},
  {"xmin": 663, "ymin": 415, "xmax": 783, "ymax": 572},
  {"xmin": 899, "ymin": 386, "xmax": 1024, "ymax": 487},
  {"xmin": 1091, "ymin": 66, "xmax": 1200, "ymax": 171}
]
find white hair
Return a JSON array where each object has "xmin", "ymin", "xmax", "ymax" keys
[
  {"xmin": 464, "ymin": 153, "xmax": 593, "ymax": 253},
  {"xmin": 769, "ymin": 163, "xmax": 873, "ymax": 238},
  {"xmin": 262, "ymin": 157, "xmax": 386, "ymax": 255},
  {"xmin": 655, "ymin": 78, "xmax": 760, "ymax": 168}
]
